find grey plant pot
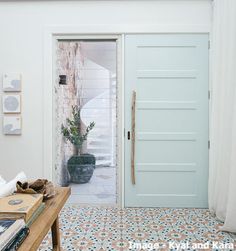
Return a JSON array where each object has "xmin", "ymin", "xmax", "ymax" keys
[
  {"xmin": 67, "ymin": 153, "xmax": 96, "ymax": 184},
  {"xmin": 60, "ymin": 166, "xmax": 70, "ymax": 187}
]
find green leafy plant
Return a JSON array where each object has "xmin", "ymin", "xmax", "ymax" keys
[{"xmin": 61, "ymin": 105, "xmax": 95, "ymax": 155}]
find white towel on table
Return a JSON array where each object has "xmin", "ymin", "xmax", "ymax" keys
[
  {"xmin": 0, "ymin": 172, "xmax": 27, "ymax": 198},
  {"xmin": 0, "ymin": 175, "xmax": 6, "ymax": 187}
]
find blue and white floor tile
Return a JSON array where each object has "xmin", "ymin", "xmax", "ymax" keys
[{"xmin": 38, "ymin": 205, "xmax": 236, "ymax": 251}]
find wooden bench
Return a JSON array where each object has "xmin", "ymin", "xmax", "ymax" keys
[{"xmin": 18, "ymin": 187, "xmax": 71, "ymax": 251}]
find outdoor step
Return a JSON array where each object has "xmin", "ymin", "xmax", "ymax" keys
[
  {"xmin": 87, "ymin": 142, "xmax": 110, "ymax": 147},
  {"xmin": 87, "ymin": 138, "xmax": 110, "ymax": 144},
  {"xmin": 94, "ymin": 154, "xmax": 112, "ymax": 161},
  {"xmin": 87, "ymin": 145, "xmax": 111, "ymax": 150},
  {"xmin": 88, "ymin": 145, "xmax": 111, "ymax": 150},
  {"xmin": 91, "ymin": 126, "xmax": 111, "ymax": 131},
  {"xmin": 88, "ymin": 150, "xmax": 111, "ymax": 155},
  {"xmin": 89, "ymin": 133, "xmax": 111, "ymax": 138},
  {"xmin": 87, "ymin": 139, "xmax": 113, "ymax": 145},
  {"xmin": 96, "ymin": 159, "xmax": 112, "ymax": 165},
  {"xmin": 96, "ymin": 163, "xmax": 112, "ymax": 167},
  {"xmin": 93, "ymin": 124, "xmax": 112, "ymax": 128}
]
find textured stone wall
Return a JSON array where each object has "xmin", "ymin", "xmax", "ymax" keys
[{"xmin": 55, "ymin": 42, "xmax": 84, "ymax": 185}]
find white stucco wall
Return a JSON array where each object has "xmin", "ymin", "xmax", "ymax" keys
[{"xmin": 0, "ymin": 0, "xmax": 212, "ymax": 180}]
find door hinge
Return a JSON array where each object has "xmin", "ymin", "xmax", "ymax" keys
[
  {"xmin": 208, "ymin": 140, "xmax": 210, "ymax": 149},
  {"xmin": 208, "ymin": 40, "xmax": 210, "ymax": 49},
  {"xmin": 208, "ymin": 90, "xmax": 211, "ymax": 100}
]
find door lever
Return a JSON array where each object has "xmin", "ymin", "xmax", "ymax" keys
[{"xmin": 127, "ymin": 131, "xmax": 131, "ymax": 140}]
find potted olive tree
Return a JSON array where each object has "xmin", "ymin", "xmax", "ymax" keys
[{"xmin": 61, "ymin": 105, "xmax": 95, "ymax": 184}]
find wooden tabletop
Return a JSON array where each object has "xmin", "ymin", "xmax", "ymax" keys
[{"xmin": 18, "ymin": 187, "xmax": 71, "ymax": 251}]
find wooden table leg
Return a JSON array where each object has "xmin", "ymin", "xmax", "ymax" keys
[{"xmin": 51, "ymin": 217, "xmax": 61, "ymax": 251}]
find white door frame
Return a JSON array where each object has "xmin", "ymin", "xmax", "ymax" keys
[
  {"xmin": 43, "ymin": 25, "xmax": 210, "ymax": 208},
  {"xmin": 44, "ymin": 33, "xmax": 124, "ymax": 207}
]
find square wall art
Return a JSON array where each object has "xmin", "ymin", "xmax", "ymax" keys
[
  {"xmin": 2, "ymin": 94, "xmax": 21, "ymax": 113},
  {"xmin": 3, "ymin": 116, "xmax": 22, "ymax": 135},
  {"xmin": 2, "ymin": 73, "xmax": 21, "ymax": 92}
]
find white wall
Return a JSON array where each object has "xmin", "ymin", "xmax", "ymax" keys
[{"xmin": 0, "ymin": 0, "xmax": 212, "ymax": 180}]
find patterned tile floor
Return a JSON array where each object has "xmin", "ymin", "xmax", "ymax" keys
[{"xmin": 38, "ymin": 205, "xmax": 236, "ymax": 251}]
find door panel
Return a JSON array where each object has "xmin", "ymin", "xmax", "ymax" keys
[
  {"xmin": 136, "ymin": 141, "xmax": 196, "ymax": 163},
  {"xmin": 137, "ymin": 110, "xmax": 196, "ymax": 132},
  {"xmin": 137, "ymin": 78, "xmax": 197, "ymax": 101},
  {"xmin": 136, "ymin": 172, "xmax": 196, "ymax": 195},
  {"xmin": 125, "ymin": 34, "xmax": 209, "ymax": 208}
]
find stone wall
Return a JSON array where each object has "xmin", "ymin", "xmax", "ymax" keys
[{"xmin": 55, "ymin": 42, "xmax": 84, "ymax": 185}]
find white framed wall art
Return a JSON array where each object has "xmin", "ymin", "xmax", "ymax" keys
[
  {"xmin": 2, "ymin": 73, "xmax": 21, "ymax": 92},
  {"xmin": 3, "ymin": 116, "xmax": 22, "ymax": 135},
  {"xmin": 2, "ymin": 94, "xmax": 21, "ymax": 114}
]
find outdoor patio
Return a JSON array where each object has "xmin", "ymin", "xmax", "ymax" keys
[{"xmin": 67, "ymin": 167, "xmax": 116, "ymax": 205}]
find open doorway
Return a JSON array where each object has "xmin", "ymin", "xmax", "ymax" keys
[{"xmin": 54, "ymin": 39, "xmax": 118, "ymax": 205}]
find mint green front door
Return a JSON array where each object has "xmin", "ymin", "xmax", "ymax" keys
[{"xmin": 125, "ymin": 34, "xmax": 209, "ymax": 208}]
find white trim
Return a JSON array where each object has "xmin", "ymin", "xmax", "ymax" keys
[
  {"xmin": 43, "ymin": 25, "xmax": 210, "ymax": 207},
  {"xmin": 43, "ymin": 29, "xmax": 54, "ymax": 181},
  {"xmin": 121, "ymin": 34, "xmax": 125, "ymax": 208},
  {"xmin": 117, "ymin": 35, "xmax": 124, "ymax": 208},
  {"xmin": 56, "ymin": 34, "xmax": 120, "ymax": 40},
  {"xmin": 43, "ymin": 29, "xmax": 124, "ymax": 206},
  {"xmin": 52, "ymin": 36, "xmax": 58, "ymax": 184},
  {"xmin": 44, "ymin": 25, "xmax": 211, "ymax": 35}
]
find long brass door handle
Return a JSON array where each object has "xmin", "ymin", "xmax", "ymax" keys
[{"xmin": 131, "ymin": 91, "xmax": 136, "ymax": 185}]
